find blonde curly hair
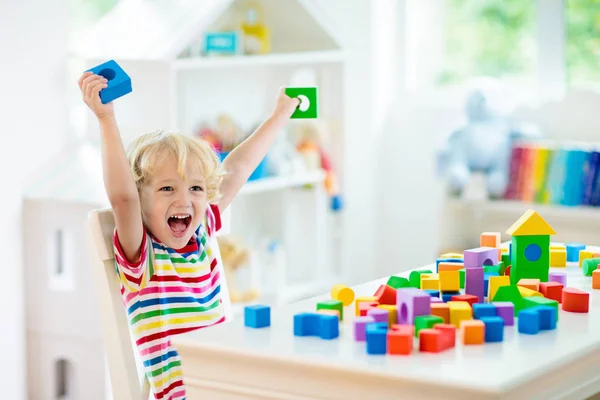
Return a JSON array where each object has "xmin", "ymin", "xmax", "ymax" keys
[{"xmin": 126, "ymin": 130, "xmax": 225, "ymax": 202}]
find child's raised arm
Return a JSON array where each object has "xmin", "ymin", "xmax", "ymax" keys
[
  {"xmin": 218, "ymin": 88, "xmax": 299, "ymax": 210},
  {"xmin": 79, "ymin": 72, "xmax": 143, "ymax": 263}
]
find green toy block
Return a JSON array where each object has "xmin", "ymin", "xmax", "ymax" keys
[
  {"xmin": 285, "ymin": 87, "xmax": 318, "ymax": 119},
  {"xmin": 502, "ymin": 252, "xmax": 511, "ymax": 268},
  {"xmin": 510, "ymin": 235, "xmax": 550, "ymax": 285},
  {"xmin": 414, "ymin": 315, "xmax": 444, "ymax": 337},
  {"xmin": 582, "ymin": 258, "xmax": 600, "ymax": 277},
  {"xmin": 484, "ymin": 262, "xmax": 504, "ymax": 275},
  {"xmin": 317, "ymin": 299, "xmax": 343, "ymax": 321},
  {"xmin": 387, "ymin": 276, "xmax": 411, "ymax": 289},
  {"xmin": 459, "ymin": 269, "xmax": 465, "ymax": 289},
  {"xmin": 409, "ymin": 269, "xmax": 433, "ymax": 288},
  {"xmin": 522, "ymin": 296, "xmax": 559, "ymax": 320},
  {"xmin": 492, "ymin": 285, "xmax": 524, "ymax": 315}
]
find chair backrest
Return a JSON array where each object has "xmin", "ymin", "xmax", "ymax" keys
[{"xmin": 87, "ymin": 208, "xmax": 150, "ymax": 400}]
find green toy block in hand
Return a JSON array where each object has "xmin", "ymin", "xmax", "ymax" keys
[{"xmin": 285, "ymin": 87, "xmax": 318, "ymax": 119}]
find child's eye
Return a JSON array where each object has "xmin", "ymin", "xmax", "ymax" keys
[
  {"xmin": 190, "ymin": 186, "xmax": 204, "ymax": 192},
  {"xmin": 159, "ymin": 186, "xmax": 173, "ymax": 192}
]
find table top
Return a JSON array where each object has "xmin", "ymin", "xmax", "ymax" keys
[{"xmin": 173, "ymin": 262, "xmax": 600, "ymax": 399}]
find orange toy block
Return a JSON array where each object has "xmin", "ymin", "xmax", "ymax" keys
[
  {"xmin": 421, "ymin": 276, "xmax": 440, "ymax": 291},
  {"xmin": 518, "ymin": 278, "xmax": 540, "ymax": 292},
  {"xmin": 418, "ymin": 329, "xmax": 452, "ymax": 353},
  {"xmin": 488, "ymin": 276, "xmax": 510, "ymax": 300},
  {"xmin": 387, "ymin": 325, "xmax": 414, "ymax": 355},
  {"xmin": 480, "ymin": 232, "xmax": 502, "ymax": 260},
  {"xmin": 438, "ymin": 262, "xmax": 464, "ymax": 272},
  {"xmin": 439, "ymin": 270, "xmax": 460, "ymax": 292},
  {"xmin": 373, "ymin": 284, "xmax": 396, "ymax": 305},
  {"xmin": 331, "ymin": 284, "xmax": 355, "ymax": 306},
  {"xmin": 593, "ymin": 270, "xmax": 600, "ymax": 290},
  {"xmin": 433, "ymin": 323, "xmax": 456, "ymax": 348},
  {"xmin": 359, "ymin": 301, "xmax": 379, "ymax": 316},
  {"xmin": 450, "ymin": 294, "xmax": 478, "ymax": 306},
  {"xmin": 579, "ymin": 250, "xmax": 594, "ymax": 267},
  {"xmin": 317, "ymin": 309, "xmax": 340, "ymax": 318},
  {"xmin": 518, "ymin": 286, "xmax": 543, "ymax": 298},
  {"xmin": 448, "ymin": 301, "xmax": 472, "ymax": 328},
  {"xmin": 550, "ymin": 249, "xmax": 567, "ymax": 267},
  {"xmin": 355, "ymin": 296, "xmax": 377, "ymax": 316},
  {"xmin": 540, "ymin": 281, "xmax": 563, "ymax": 303},
  {"xmin": 378, "ymin": 304, "xmax": 397, "ymax": 325},
  {"xmin": 562, "ymin": 287, "xmax": 589, "ymax": 313},
  {"xmin": 460, "ymin": 320, "xmax": 485, "ymax": 345},
  {"xmin": 431, "ymin": 303, "xmax": 450, "ymax": 324}
]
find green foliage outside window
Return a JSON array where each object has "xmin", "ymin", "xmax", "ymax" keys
[{"xmin": 566, "ymin": 0, "xmax": 600, "ymax": 87}]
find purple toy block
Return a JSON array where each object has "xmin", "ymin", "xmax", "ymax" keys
[
  {"xmin": 353, "ymin": 316, "xmax": 376, "ymax": 341},
  {"xmin": 549, "ymin": 271, "xmax": 567, "ymax": 287},
  {"xmin": 465, "ymin": 267, "xmax": 484, "ymax": 302},
  {"xmin": 367, "ymin": 308, "xmax": 389, "ymax": 324},
  {"xmin": 492, "ymin": 301, "xmax": 514, "ymax": 326},
  {"xmin": 464, "ymin": 247, "xmax": 498, "ymax": 268},
  {"xmin": 430, "ymin": 296, "xmax": 443, "ymax": 303},
  {"xmin": 396, "ymin": 288, "xmax": 431, "ymax": 324}
]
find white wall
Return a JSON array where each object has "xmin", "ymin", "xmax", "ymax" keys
[{"xmin": 0, "ymin": 0, "xmax": 69, "ymax": 396}]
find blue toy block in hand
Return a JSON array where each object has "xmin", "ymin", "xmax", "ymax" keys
[
  {"xmin": 86, "ymin": 59, "xmax": 132, "ymax": 104},
  {"xmin": 244, "ymin": 305, "xmax": 270, "ymax": 328}
]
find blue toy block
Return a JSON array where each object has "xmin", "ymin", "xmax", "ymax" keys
[
  {"xmin": 435, "ymin": 257, "xmax": 463, "ymax": 273},
  {"xmin": 483, "ymin": 272, "xmax": 499, "ymax": 296},
  {"xmin": 424, "ymin": 289, "xmax": 440, "ymax": 298},
  {"xmin": 518, "ymin": 309, "xmax": 540, "ymax": 335},
  {"xmin": 566, "ymin": 243, "xmax": 586, "ymax": 262},
  {"xmin": 331, "ymin": 195, "xmax": 343, "ymax": 211},
  {"xmin": 244, "ymin": 305, "xmax": 270, "ymax": 328},
  {"xmin": 366, "ymin": 322, "xmax": 388, "ymax": 354},
  {"xmin": 442, "ymin": 291, "xmax": 460, "ymax": 302},
  {"xmin": 473, "ymin": 303, "xmax": 496, "ymax": 319},
  {"xmin": 86, "ymin": 59, "xmax": 132, "ymax": 104},
  {"xmin": 293, "ymin": 313, "xmax": 339, "ymax": 339},
  {"xmin": 319, "ymin": 314, "xmax": 339, "ymax": 339},
  {"xmin": 480, "ymin": 316, "xmax": 504, "ymax": 342},
  {"xmin": 530, "ymin": 305, "xmax": 557, "ymax": 330}
]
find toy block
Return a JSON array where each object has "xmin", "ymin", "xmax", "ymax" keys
[
  {"xmin": 419, "ymin": 329, "xmax": 450, "ymax": 353},
  {"xmin": 433, "ymin": 323, "xmax": 456, "ymax": 348},
  {"xmin": 484, "ymin": 262, "xmax": 504, "ymax": 275},
  {"xmin": 414, "ymin": 315, "xmax": 444, "ymax": 337},
  {"xmin": 539, "ymin": 281, "xmax": 563, "ymax": 303},
  {"xmin": 438, "ymin": 262, "xmax": 465, "ymax": 272},
  {"xmin": 424, "ymin": 289, "xmax": 440, "ymax": 298},
  {"xmin": 464, "ymin": 247, "xmax": 498, "ymax": 268},
  {"xmin": 480, "ymin": 316, "xmax": 504, "ymax": 342},
  {"xmin": 366, "ymin": 322, "xmax": 388, "ymax": 354},
  {"xmin": 353, "ymin": 316, "xmax": 376, "ymax": 341},
  {"xmin": 522, "ymin": 296, "xmax": 559, "ymax": 321},
  {"xmin": 492, "ymin": 285, "xmax": 524, "ymax": 315},
  {"xmin": 373, "ymin": 284, "xmax": 397, "ymax": 305},
  {"xmin": 285, "ymin": 87, "xmax": 318, "ymax": 119},
  {"xmin": 505, "ymin": 265, "xmax": 511, "ymax": 276},
  {"xmin": 562, "ymin": 287, "xmax": 589, "ymax": 313},
  {"xmin": 549, "ymin": 271, "xmax": 567, "ymax": 287},
  {"xmin": 460, "ymin": 320, "xmax": 485, "ymax": 345},
  {"xmin": 367, "ymin": 308, "xmax": 389, "ymax": 325},
  {"xmin": 518, "ymin": 286, "xmax": 543, "ymax": 298},
  {"xmin": 582, "ymin": 258, "xmax": 600, "ymax": 277},
  {"xmin": 473, "ymin": 303, "xmax": 496, "ymax": 319},
  {"xmin": 430, "ymin": 296, "xmax": 444, "ymax": 303},
  {"xmin": 566, "ymin": 243, "xmax": 586, "ymax": 262},
  {"xmin": 447, "ymin": 301, "xmax": 472, "ymax": 328},
  {"xmin": 387, "ymin": 325, "xmax": 414, "ymax": 355},
  {"xmin": 465, "ymin": 267, "xmax": 484, "ymax": 302},
  {"xmin": 593, "ymin": 270, "xmax": 600, "ymax": 290},
  {"xmin": 550, "ymin": 249, "xmax": 567, "ymax": 267},
  {"xmin": 421, "ymin": 275, "xmax": 440, "ymax": 291},
  {"xmin": 378, "ymin": 304, "xmax": 397, "ymax": 325},
  {"xmin": 439, "ymin": 270, "xmax": 460, "ymax": 292},
  {"xmin": 502, "ymin": 253, "xmax": 511, "ymax": 269},
  {"xmin": 442, "ymin": 291, "xmax": 461, "ymax": 302},
  {"xmin": 550, "ymin": 243, "xmax": 565, "ymax": 250},
  {"xmin": 317, "ymin": 309, "xmax": 340, "ymax": 319},
  {"xmin": 481, "ymin": 232, "xmax": 502, "ymax": 260},
  {"xmin": 396, "ymin": 288, "xmax": 431, "ymax": 324},
  {"xmin": 506, "ymin": 209, "xmax": 556, "ymax": 236},
  {"xmin": 386, "ymin": 276, "xmax": 411, "ymax": 289},
  {"xmin": 509, "ymin": 234, "xmax": 551, "ymax": 285},
  {"xmin": 359, "ymin": 301, "xmax": 379, "ymax": 316},
  {"xmin": 294, "ymin": 313, "xmax": 339, "ymax": 339},
  {"xmin": 459, "ymin": 269, "xmax": 466, "ymax": 288},
  {"xmin": 488, "ymin": 276, "xmax": 510, "ymax": 300},
  {"xmin": 450, "ymin": 294, "xmax": 478, "ymax": 306},
  {"xmin": 483, "ymin": 272, "xmax": 498, "ymax": 296},
  {"xmin": 317, "ymin": 299, "xmax": 344, "ymax": 321},
  {"xmin": 436, "ymin": 258, "xmax": 462, "ymax": 273},
  {"xmin": 244, "ymin": 305, "xmax": 271, "ymax": 328},
  {"xmin": 530, "ymin": 305, "xmax": 557, "ymax": 330},
  {"xmin": 518, "ymin": 309, "xmax": 540, "ymax": 334},
  {"xmin": 355, "ymin": 296, "xmax": 377, "ymax": 316},
  {"xmin": 331, "ymin": 284, "xmax": 355, "ymax": 306},
  {"xmin": 579, "ymin": 250, "xmax": 594, "ymax": 267},
  {"xmin": 492, "ymin": 302, "xmax": 514, "ymax": 326},
  {"xmin": 431, "ymin": 303, "xmax": 450, "ymax": 323},
  {"xmin": 409, "ymin": 269, "xmax": 432, "ymax": 288},
  {"xmin": 86, "ymin": 59, "xmax": 132, "ymax": 104},
  {"xmin": 518, "ymin": 278, "xmax": 540, "ymax": 292},
  {"xmin": 319, "ymin": 314, "xmax": 339, "ymax": 339},
  {"xmin": 440, "ymin": 252, "xmax": 463, "ymax": 259}
]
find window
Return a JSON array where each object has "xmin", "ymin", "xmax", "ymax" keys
[{"xmin": 565, "ymin": 0, "xmax": 600, "ymax": 88}]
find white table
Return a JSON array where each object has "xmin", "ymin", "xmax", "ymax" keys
[{"xmin": 173, "ymin": 263, "xmax": 600, "ymax": 400}]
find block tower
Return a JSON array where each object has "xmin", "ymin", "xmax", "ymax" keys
[{"xmin": 506, "ymin": 210, "xmax": 556, "ymax": 284}]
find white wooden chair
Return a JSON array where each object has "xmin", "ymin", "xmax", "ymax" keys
[{"xmin": 87, "ymin": 208, "xmax": 151, "ymax": 400}]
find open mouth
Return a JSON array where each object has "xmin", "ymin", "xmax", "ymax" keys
[{"xmin": 167, "ymin": 214, "xmax": 192, "ymax": 238}]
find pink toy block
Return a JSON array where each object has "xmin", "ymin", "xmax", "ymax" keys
[
  {"xmin": 367, "ymin": 308, "xmax": 389, "ymax": 324},
  {"xmin": 397, "ymin": 288, "xmax": 431, "ymax": 325},
  {"xmin": 465, "ymin": 267, "xmax": 484, "ymax": 303},
  {"xmin": 549, "ymin": 271, "xmax": 567, "ymax": 287},
  {"xmin": 430, "ymin": 296, "xmax": 443, "ymax": 303},
  {"xmin": 353, "ymin": 316, "xmax": 375, "ymax": 341},
  {"xmin": 464, "ymin": 247, "xmax": 498, "ymax": 268},
  {"xmin": 492, "ymin": 301, "xmax": 514, "ymax": 326}
]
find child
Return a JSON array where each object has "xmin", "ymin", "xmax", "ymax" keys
[{"xmin": 78, "ymin": 71, "xmax": 299, "ymax": 399}]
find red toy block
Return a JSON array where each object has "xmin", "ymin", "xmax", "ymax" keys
[
  {"xmin": 451, "ymin": 294, "xmax": 478, "ymax": 306},
  {"xmin": 433, "ymin": 323, "xmax": 456, "ymax": 348},
  {"xmin": 359, "ymin": 301, "xmax": 379, "ymax": 316},
  {"xmin": 419, "ymin": 329, "xmax": 444, "ymax": 353},
  {"xmin": 539, "ymin": 281, "xmax": 563, "ymax": 303},
  {"xmin": 505, "ymin": 265, "xmax": 511, "ymax": 276},
  {"xmin": 562, "ymin": 287, "xmax": 589, "ymax": 313},
  {"xmin": 387, "ymin": 324, "xmax": 414, "ymax": 355},
  {"xmin": 374, "ymin": 284, "xmax": 397, "ymax": 305}
]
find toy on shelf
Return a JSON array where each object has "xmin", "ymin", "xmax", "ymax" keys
[
  {"xmin": 240, "ymin": 3, "xmax": 270, "ymax": 55},
  {"xmin": 217, "ymin": 235, "xmax": 259, "ymax": 303},
  {"xmin": 85, "ymin": 59, "xmax": 132, "ymax": 104}
]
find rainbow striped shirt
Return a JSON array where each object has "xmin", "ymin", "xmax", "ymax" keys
[{"xmin": 113, "ymin": 204, "xmax": 226, "ymax": 399}]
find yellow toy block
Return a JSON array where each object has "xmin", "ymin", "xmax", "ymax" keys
[
  {"xmin": 447, "ymin": 301, "xmax": 472, "ymax": 328},
  {"xmin": 460, "ymin": 320, "xmax": 485, "ymax": 345},
  {"xmin": 505, "ymin": 209, "xmax": 556, "ymax": 236},
  {"xmin": 331, "ymin": 284, "xmax": 355, "ymax": 306},
  {"xmin": 550, "ymin": 243, "xmax": 566, "ymax": 250},
  {"xmin": 439, "ymin": 270, "xmax": 460, "ymax": 292},
  {"xmin": 355, "ymin": 296, "xmax": 377, "ymax": 316},
  {"xmin": 440, "ymin": 252, "xmax": 463, "ymax": 259},
  {"xmin": 378, "ymin": 304, "xmax": 397, "ymax": 325},
  {"xmin": 580, "ymin": 250, "xmax": 594, "ymax": 267},
  {"xmin": 421, "ymin": 276, "xmax": 440, "ymax": 291},
  {"xmin": 517, "ymin": 278, "xmax": 540, "ymax": 292},
  {"xmin": 593, "ymin": 270, "xmax": 600, "ymax": 290},
  {"xmin": 550, "ymin": 249, "xmax": 566, "ymax": 267},
  {"xmin": 488, "ymin": 276, "xmax": 510, "ymax": 300},
  {"xmin": 518, "ymin": 286, "xmax": 543, "ymax": 298}
]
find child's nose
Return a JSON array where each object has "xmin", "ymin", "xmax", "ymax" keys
[{"xmin": 175, "ymin": 190, "xmax": 192, "ymax": 206}]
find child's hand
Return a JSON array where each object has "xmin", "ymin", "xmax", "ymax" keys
[
  {"xmin": 271, "ymin": 87, "xmax": 301, "ymax": 121},
  {"xmin": 78, "ymin": 72, "xmax": 114, "ymax": 120}
]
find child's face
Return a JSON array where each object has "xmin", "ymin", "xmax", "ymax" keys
[{"xmin": 139, "ymin": 153, "xmax": 208, "ymax": 249}]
